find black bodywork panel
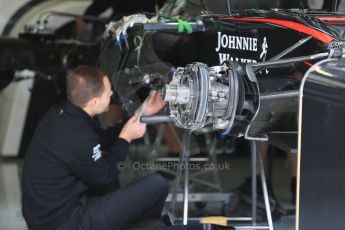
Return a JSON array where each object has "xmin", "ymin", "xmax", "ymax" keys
[{"xmin": 298, "ymin": 58, "xmax": 345, "ymax": 230}]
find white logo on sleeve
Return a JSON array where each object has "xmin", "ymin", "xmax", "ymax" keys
[{"xmin": 92, "ymin": 144, "xmax": 102, "ymax": 161}]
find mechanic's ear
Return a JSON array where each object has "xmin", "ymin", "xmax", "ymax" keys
[
  {"xmin": 89, "ymin": 97, "xmax": 99, "ymax": 108},
  {"xmin": 94, "ymin": 97, "xmax": 101, "ymax": 106}
]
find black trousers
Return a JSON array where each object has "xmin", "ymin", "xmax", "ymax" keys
[{"xmin": 58, "ymin": 173, "xmax": 169, "ymax": 230}]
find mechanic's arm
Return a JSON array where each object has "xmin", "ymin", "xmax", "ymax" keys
[{"xmin": 69, "ymin": 114, "xmax": 146, "ymax": 187}]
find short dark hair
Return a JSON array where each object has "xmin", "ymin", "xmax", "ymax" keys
[{"xmin": 66, "ymin": 65, "xmax": 106, "ymax": 107}]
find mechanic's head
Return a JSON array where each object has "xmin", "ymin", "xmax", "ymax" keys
[{"xmin": 67, "ymin": 65, "xmax": 113, "ymax": 116}]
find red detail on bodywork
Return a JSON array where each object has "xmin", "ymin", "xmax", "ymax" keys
[
  {"xmin": 316, "ymin": 15, "xmax": 345, "ymax": 24},
  {"xmin": 222, "ymin": 17, "xmax": 334, "ymax": 44},
  {"xmin": 304, "ymin": 61, "xmax": 314, "ymax": 67}
]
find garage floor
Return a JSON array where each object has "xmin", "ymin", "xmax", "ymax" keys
[{"xmin": 0, "ymin": 144, "xmax": 296, "ymax": 230}]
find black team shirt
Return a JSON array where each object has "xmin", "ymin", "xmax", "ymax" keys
[{"xmin": 21, "ymin": 101, "xmax": 129, "ymax": 230}]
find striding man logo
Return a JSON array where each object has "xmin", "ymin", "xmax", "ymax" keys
[
  {"xmin": 260, "ymin": 37, "xmax": 268, "ymax": 61},
  {"xmin": 259, "ymin": 37, "xmax": 269, "ymax": 74},
  {"xmin": 92, "ymin": 144, "xmax": 102, "ymax": 161}
]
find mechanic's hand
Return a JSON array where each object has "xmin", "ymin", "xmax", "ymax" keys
[
  {"xmin": 143, "ymin": 91, "xmax": 166, "ymax": 116},
  {"xmin": 119, "ymin": 113, "xmax": 146, "ymax": 143}
]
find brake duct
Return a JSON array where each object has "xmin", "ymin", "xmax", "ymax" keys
[{"xmin": 162, "ymin": 62, "xmax": 259, "ymax": 137}]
